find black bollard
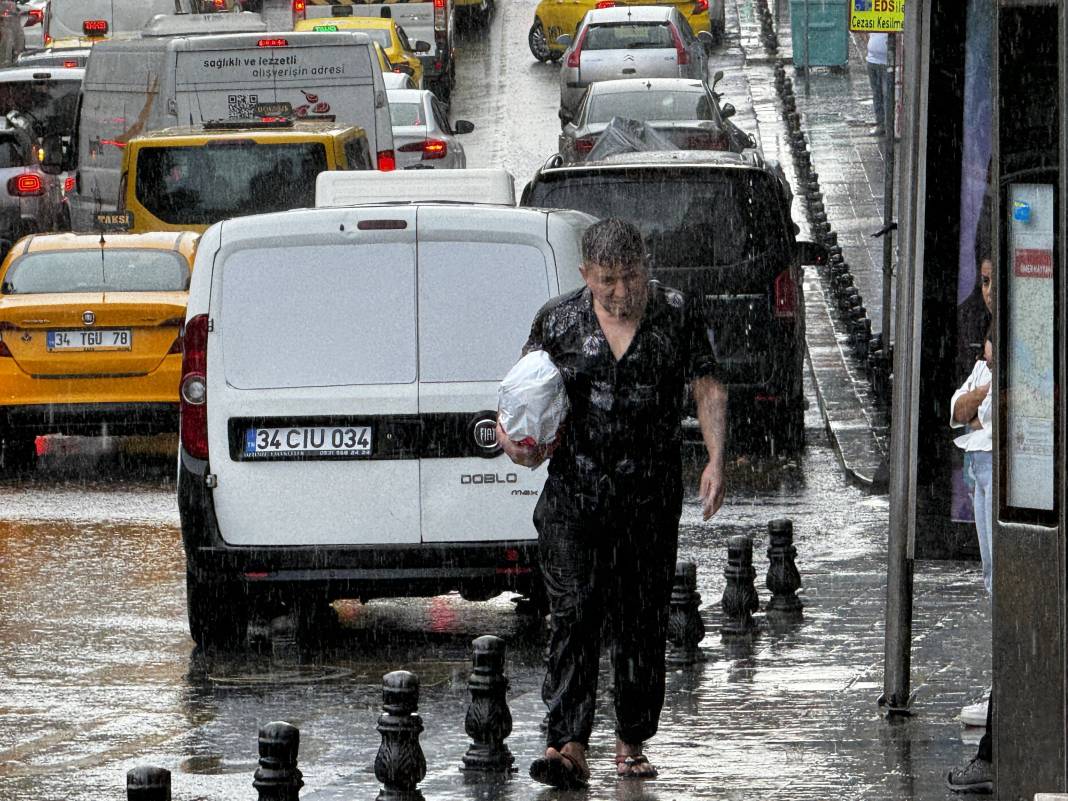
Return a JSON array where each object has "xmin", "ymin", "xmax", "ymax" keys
[
  {"xmin": 375, "ymin": 671, "xmax": 427, "ymax": 799},
  {"xmin": 666, "ymin": 561, "xmax": 706, "ymax": 666},
  {"xmin": 765, "ymin": 519, "xmax": 803, "ymax": 614},
  {"xmin": 253, "ymin": 722, "xmax": 304, "ymax": 801},
  {"xmin": 721, "ymin": 535, "xmax": 758, "ymax": 635},
  {"xmin": 127, "ymin": 767, "xmax": 170, "ymax": 801},
  {"xmin": 462, "ymin": 635, "xmax": 516, "ymax": 774}
]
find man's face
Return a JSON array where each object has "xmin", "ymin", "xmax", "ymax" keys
[
  {"xmin": 581, "ymin": 260, "xmax": 648, "ymax": 319},
  {"xmin": 981, "ymin": 259, "xmax": 993, "ymax": 312}
]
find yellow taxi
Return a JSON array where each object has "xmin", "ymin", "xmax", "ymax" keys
[
  {"xmin": 295, "ymin": 16, "xmax": 427, "ymax": 88},
  {"xmin": 0, "ymin": 231, "xmax": 198, "ymax": 469},
  {"xmin": 119, "ymin": 118, "xmax": 373, "ymax": 234},
  {"xmin": 528, "ymin": 0, "xmax": 714, "ymax": 61}
]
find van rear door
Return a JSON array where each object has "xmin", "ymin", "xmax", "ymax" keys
[
  {"xmin": 415, "ymin": 207, "xmax": 554, "ymax": 544},
  {"xmin": 207, "ymin": 206, "xmax": 420, "ymax": 547}
]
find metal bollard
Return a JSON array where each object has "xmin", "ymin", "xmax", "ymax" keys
[
  {"xmin": 666, "ymin": 561, "xmax": 706, "ymax": 666},
  {"xmin": 765, "ymin": 519, "xmax": 803, "ymax": 613},
  {"xmin": 462, "ymin": 635, "xmax": 516, "ymax": 774},
  {"xmin": 253, "ymin": 722, "xmax": 304, "ymax": 801},
  {"xmin": 721, "ymin": 535, "xmax": 758, "ymax": 635},
  {"xmin": 127, "ymin": 767, "xmax": 170, "ymax": 801},
  {"xmin": 375, "ymin": 671, "xmax": 427, "ymax": 799}
]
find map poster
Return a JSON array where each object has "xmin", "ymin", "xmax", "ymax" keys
[{"xmin": 1006, "ymin": 183, "xmax": 1055, "ymax": 511}]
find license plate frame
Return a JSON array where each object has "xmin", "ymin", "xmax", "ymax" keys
[
  {"xmin": 242, "ymin": 425, "xmax": 374, "ymax": 460},
  {"xmin": 46, "ymin": 329, "xmax": 132, "ymax": 352}
]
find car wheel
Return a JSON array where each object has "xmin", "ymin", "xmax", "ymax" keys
[
  {"xmin": 186, "ymin": 569, "xmax": 249, "ymax": 650},
  {"xmin": 529, "ymin": 19, "xmax": 554, "ymax": 62},
  {"xmin": 1, "ymin": 435, "xmax": 36, "ymax": 473}
]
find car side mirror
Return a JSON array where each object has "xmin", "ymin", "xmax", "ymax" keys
[
  {"xmin": 711, "ymin": 68, "xmax": 724, "ymax": 90},
  {"xmin": 413, "ymin": 40, "xmax": 432, "ymax": 53},
  {"xmin": 697, "ymin": 30, "xmax": 714, "ymax": 45},
  {"xmin": 39, "ymin": 135, "xmax": 64, "ymax": 175},
  {"xmin": 796, "ymin": 240, "xmax": 829, "ymax": 266},
  {"xmin": 454, "ymin": 119, "xmax": 475, "ymax": 134},
  {"xmin": 720, "ymin": 102, "xmax": 736, "ymax": 119},
  {"xmin": 556, "ymin": 33, "xmax": 572, "ymax": 47}
]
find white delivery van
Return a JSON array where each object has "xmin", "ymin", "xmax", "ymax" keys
[
  {"xmin": 71, "ymin": 30, "xmax": 394, "ymax": 230},
  {"xmin": 177, "ymin": 202, "xmax": 593, "ymax": 647},
  {"xmin": 45, "ymin": 0, "xmax": 201, "ymax": 44}
]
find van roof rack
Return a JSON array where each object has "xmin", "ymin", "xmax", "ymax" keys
[
  {"xmin": 203, "ymin": 116, "xmax": 294, "ymax": 131},
  {"xmin": 316, "ymin": 169, "xmax": 516, "ymax": 207}
]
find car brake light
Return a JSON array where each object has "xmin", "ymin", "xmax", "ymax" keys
[
  {"xmin": 27, "ymin": 9, "xmax": 43, "ymax": 24},
  {"xmin": 82, "ymin": 19, "xmax": 108, "ymax": 36},
  {"xmin": 8, "ymin": 173, "xmax": 43, "ymax": 196},
  {"xmin": 693, "ymin": 0, "xmax": 708, "ymax": 12},
  {"xmin": 773, "ymin": 268, "xmax": 797, "ymax": 318},
  {"xmin": 595, "ymin": 1, "xmax": 616, "ymax": 7},
  {"xmin": 670, "ymin": 26, "xmax": 688, "ymax": 65},
  {"xmin": 213, "ymin": 0, "xmax": 226, "ymax": 7},
  {"xmin": 566, "ymin": 27, "xmax": 588, "ymax": 68},
  {"xmin": 180, "ymin": 314, "xmax": 209, "ymax": 460},
  {"xmin": 258, "ymin": 38, "xmax": 289, "ymax": 47},
  {"xmin": 422, "ymin": 139, "xmax": 447, "ymax": 159},
  {"xmin": 574, "ymin": 137, "xmax": 595, "ymax": 155},
  {"xmin": 292, "ymin": 0, "xmax": 306, "ymax": 17},
  {"xmin": 377, "ymin": 150, "xmax": 396, "ymax": 171},
  {"xmin": 63, "ymin": 59, "xmax": 78, "ymax": 68},
  {"xmin": 64, "ymin": 175, "xmax": 75, "ymax": 193},
  {"xmin": 434, "ymin": 0, "xmax": 446, "ymax": 31}
]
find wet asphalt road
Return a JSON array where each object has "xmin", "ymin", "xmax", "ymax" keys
[{"xmin": 0, "ymin": 3, "xmax": 989, "ymax": 800}]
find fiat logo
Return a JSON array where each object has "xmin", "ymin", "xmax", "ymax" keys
[
  {"xmin": 472, "ymin": 417, "xmax": 501, "ymax": 455},
  {"xmin": 82, "ymin": 310, "xmax": 95, "ymax": 326}
]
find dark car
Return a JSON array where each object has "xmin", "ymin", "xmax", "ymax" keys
[{"xmin": 521, "ymin": 149, "xmax": 825, "ymax": 453}]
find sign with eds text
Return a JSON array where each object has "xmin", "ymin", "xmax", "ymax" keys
[{"xmin": 849, "ymin": 0, "xmax": 904, "ymax": 32}]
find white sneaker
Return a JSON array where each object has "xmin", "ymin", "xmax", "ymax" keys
[{"xmin": 961, "ymin": 699, "xmax": 988, "ymax": 727}]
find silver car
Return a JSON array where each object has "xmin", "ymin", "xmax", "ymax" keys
[
  {"xmin": 387, "ymin": 88, "xmax": 473, "ymax": 170},
  {"xmin": 557, "ymin": 6, "xmax": 712, "ymax": 122}
]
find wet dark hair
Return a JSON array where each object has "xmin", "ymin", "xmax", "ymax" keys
[{"xmin": 581, "ymin": 218, "xmax": 644, "ymax": 270}]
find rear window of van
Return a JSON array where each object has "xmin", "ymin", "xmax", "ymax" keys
[{"xmin": 220, "ymin": 244, "xmax": 417, "ymax": 389}]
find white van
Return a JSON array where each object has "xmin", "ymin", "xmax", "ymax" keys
[
  {"xmin": 45, "ymin": 0, "xmax": 199, "ymax": 44},
  {"xmin": 178, "ymin": 203, "xmax": 593, "ymax": 647},
  {"xmin": 71, "ymin": 30, "xmax": 394, "ymax": 230}
]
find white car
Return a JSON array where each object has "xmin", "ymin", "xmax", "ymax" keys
[
  {"xmin": 178, "ymin": 198, "xmax": 595, "ymax": 647},
  {"xmin": 387, "ymin": 88, "xmax": 473, "ymax": 169}
]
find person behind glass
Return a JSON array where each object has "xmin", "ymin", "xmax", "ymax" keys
[
  {"xmin": 861, "ymin": 32, "xmax": 890, "ymax": 137},
  {"xmin": 946, "ymin": 329, "xmax": 995, "ymax": 795},
  {"xmin": 496, "ymin": 218, "xmax": 727, "ymax": 789}
]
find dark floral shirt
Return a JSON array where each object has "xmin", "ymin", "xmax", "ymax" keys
[{"xmin": 524, "ymin": 280, "xmax": 718, "ymax": 495}]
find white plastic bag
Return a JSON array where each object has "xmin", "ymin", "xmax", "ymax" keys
[{"xmin": 497, "ymin": 350, "xmax": 568, "ymax": 446}]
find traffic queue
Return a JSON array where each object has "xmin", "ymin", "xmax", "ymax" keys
[{"xmin": 0, "ymin": 0, "xmax": 824, "ymax": 642}]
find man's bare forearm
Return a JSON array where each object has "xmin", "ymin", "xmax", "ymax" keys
[
  {"xmin": 953, "ymin": 384, "xmax": 989, "ymax": 425},
  {"xmin": 694, "ymin": 377, "xmax": 727, "ymax": 468}
]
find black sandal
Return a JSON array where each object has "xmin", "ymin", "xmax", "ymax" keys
[
  {"xmin": 615, "ymin": 754, "xmax": 658, "ymax": 779},
  {"xmin": 530, "ymin": 749, "xmax": 589, "ymax": 789}
]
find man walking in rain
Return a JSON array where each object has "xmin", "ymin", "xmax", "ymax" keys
[{"xmin": 498, "ymin": 218, "xmax": 727, "ymax": 788}]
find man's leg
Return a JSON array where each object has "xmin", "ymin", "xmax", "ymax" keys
[
  {"xmin": 949, "ymin": 684, "xmax": 994, "ymax": 793},
  {"xmin": 609, "ymin": 492, "xmax": 680, "ymax": 775},
  {"xmin": 867, "ymin": 61, "xmax": 885, "ymax": 133},
  {"xmin": 972, "ymin": 451, "xmax": 993, "ymax": 595}
]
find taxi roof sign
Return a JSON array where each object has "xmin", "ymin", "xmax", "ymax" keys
[
  {"xmin": 95, "ymin": 212, "xmax": 132, "ymax": 232},
  {"xmin": 316, "ymin": 169, "xmax": 516, "ymax": 207},
  {"xmin": 849, "ymin": 0, "xmax": 904, "ymax": 33}
]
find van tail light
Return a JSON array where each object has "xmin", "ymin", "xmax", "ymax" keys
[
  {"xmin": 27, "ymin": 8, "xmax": 43, "ymax": 25},
  {"xmin": 292, "ymin": 0, "xmax": 306, "ymax": 19},
  {"xmin": 693, "ymin": 0, "xmax": 708, "ymax": 12},
  {"xmin": 377, "ymin": 150, "xmax": 396, "ymax": 171},
  {"xmin": 213, "ymin": 0, "xmax": 226, "ymax": 7},
  {"xmin": 574, "ymin": 136, "xmax": 596, "ymax": 155},
  {"xmin": 434, "ymin": 0, "xmax": 446, "ymax": 31},
  {"xmin": 8, "ymin": 173, "xmax": 44, "ymax": 196},
  {"xmin": 566, "ymin": 27, "xmax": 588, "ymax": 68},
  {"xmin": 670, "ymin": 26, "xmax": 689, "ymax": 65},
  {"xmin": 773, "ymin": 268, "xmax": 797, "ymax": 318},
  {"xmin": 64, "ymin": 175, "xmax": 75, "ymax": 193},
  {"xmin": 180, "ymin": 314, "xmax": 209, "ymax": 460}
]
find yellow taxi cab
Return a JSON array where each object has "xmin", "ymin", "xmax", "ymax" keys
[
  {"xmin": 119, "ymin": 118, "xmax": 373, "ymax": 234},
  {"xmin": 295, "ymin": 16, "xmax": 427, "ymax": 88},
  {"xmin": 0, "ymin": 231, "xmax": 198, "ymax": 469},
  {"xmin": 529, "ymin": 0, "xmax": 714, "ymax": 61}
]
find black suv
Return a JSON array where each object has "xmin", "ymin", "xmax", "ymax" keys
[{"xmin": 521, "ymin": 149, "xmax": 823, "ymax": 453}]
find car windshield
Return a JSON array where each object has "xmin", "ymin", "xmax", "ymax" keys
[
  {"xmin": 527, "ymin": 170, "xmax": 787, "ymax": 266},
  {"xmin": 135, "ymin": 142, "xmax": 328, "ymax": 226},
  {"xmin": 587, "ymin": 90, "xmax": 714, "ymax": 124},
  {"xmin": 389, "ymin": 102, "xmax": 425, "ymax": 127},
  {"xmin": 1, "ymin": 250, "xmax": 190, "ymax": 294},
  {"xmin": 0, "ymin": 79, "xmax": 80, "ymax": 138},
  {"xmin": 584, "ymin": 23, "xmax": 674, "ymax": 50}
]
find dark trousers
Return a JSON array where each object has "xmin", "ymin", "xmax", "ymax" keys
[
  {"xmin": 534, "ymin": 475, "xmax": 682, "ymax": 750},
  {"xmin": 978, "ymin": 686, "xmax": 993, "ymax": 762}
]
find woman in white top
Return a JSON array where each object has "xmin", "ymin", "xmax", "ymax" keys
[{"xmin": 950, "ymin": 333, "xmax": 993, "ymax": 594}]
